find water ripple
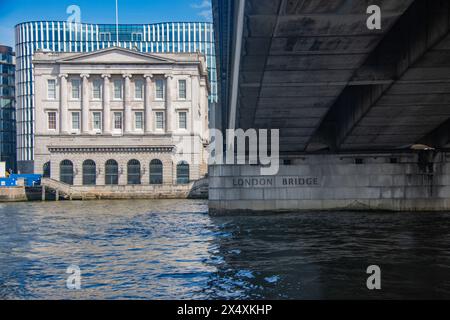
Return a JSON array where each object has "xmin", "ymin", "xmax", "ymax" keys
[{"xmin": 1, "ymin": 201, "xmax": 450, "ymax": 299}]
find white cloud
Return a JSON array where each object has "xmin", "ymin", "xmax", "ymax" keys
[{"xmin": 191, "ymin": 0, "xmax": 212, "ymax": 21}]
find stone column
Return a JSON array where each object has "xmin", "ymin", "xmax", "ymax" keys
[
  {"xmin": 144, "ymin": 74, "xmax": 153, "ymax": 133},
  {"xmin": 123, "ymin": 74, "xmax": 133, "ymax": 134},
  {"xmin": 165, "ymin": 74, "xmax": 173, "ymax": 133},
  {"xmin": 81, "ymin": 73, "xmax": 90, "ymax": 133},
  {"xmin": 59, "ymin": 74, "xmax": 69, "ymax": 134},
  {"xmin": 200, "ymin": 79, "xmax": 208, "ymax": 136},
  {"xmin": 191, "ymin": 75, "xmax": 199, "ymax": 134},
  {"xmin": 102, "ymin": 74, "xmax": 111, "ymax": 134}
]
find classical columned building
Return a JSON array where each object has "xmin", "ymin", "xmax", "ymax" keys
[
  {"xmin": 15, "ymin": 21, "xmax": 217, "ymax": 173},
  {"xmin": 33, "ymin": 47, "xmax": 209, "ymax": 189}
]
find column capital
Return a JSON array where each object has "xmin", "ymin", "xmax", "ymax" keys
[
  {"xmin": 80, "ymin": 73, "xmax": 90, "ymax": 79},
  {"xmin": 122, "ymin": 74, "xmax": 133, "ymax": 79},
  {"xmin": 164, "ymin": 74, "xmax": 173, "ymax": 80},
  {"xmin": 144, "ymin": 74, "xmax": 153, "ymax": 80},
  {"xmin": 59, "ymin": 74, "xmax": 68, "ymax": 79},
  {"xmin": 101, "ymin": 74, "xmax": 111, "ymax": 79}
]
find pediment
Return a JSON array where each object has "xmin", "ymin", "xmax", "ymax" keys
[{"xmin": 57, "ymin": 47, "xmax": 175, "ymax": 64}]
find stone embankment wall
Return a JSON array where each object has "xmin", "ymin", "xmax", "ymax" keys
[
  {"xmin": 0, "ymin": 187, "xmax": 27, "ymax": 202},
  {"xmin": 209, "ymin": 152, "xmax": 450, "ymax": 215}
]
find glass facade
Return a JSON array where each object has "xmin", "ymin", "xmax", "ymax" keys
[
  {"xmin": 0, "ymin": 45, "xmax": 16, "ymax": 171},
  {"xmin": 15, "ymin": 21, "xmax": 217, "ymax": 172}
]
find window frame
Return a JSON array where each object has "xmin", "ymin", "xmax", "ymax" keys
[
  {"xmin": 134, "ymin": 79, "xmax": 144, "ymax": 100},
  {"xmin": 99, "ymin": 32, "xmax": 111, "ymax": 41},
  {"xmin": 178, "ymin": 111, "xmax": 187, "ymax": 130},
  {"xmin": 178, "ymin": 79, "xmax": 187, "ymax": 100},
  {"xmin": 155, "ymin": 79, "xmax": 165, "ymax": 100},
  {"xmin": 92, "ymin": 79, "xmax": 102, "ymax": 100},
  {"xmin": 155, "ymin": 111, "xmax": 165, "ymax": 130},
  {"xmin": 92, "ymin": 111, "xmax": 102, "ymax": 131},
  {"xmin": 113, "ymin": 112, "xmax": 123, "ymax": 131},
  {"xmin": 113, "ymin": 79, "xmax": 123, "ymax": 100},
  {"xmin": 135, "ymin": 111, "xmax": 144, "ymax": 131},
  {"xmin": 71, "ymin": 112, "xmax": 80, "ymax": 131},
  {"xmin": 47, "ymin": 111, "xmax": 57, "ymax": 130},
  {"xmin": 71, "ymin": 79, "xmax": 80, "ymax": 100},
  {"xmin": 47, "ymin": 79, "xmax": 56, "ymax": 100}
]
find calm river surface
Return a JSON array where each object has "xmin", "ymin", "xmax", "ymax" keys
[{"xmin": 0, "ymin": 199, "xmax": 450, "ymax": 299}]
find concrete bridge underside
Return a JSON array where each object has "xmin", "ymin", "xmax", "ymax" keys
[
  {"xmin": 214, "ymin": 0, "xmax": 450, "ymax": 154},
  {"xmin": 210, "ymin": 0, "xmax": 450, "ymax": 214}
]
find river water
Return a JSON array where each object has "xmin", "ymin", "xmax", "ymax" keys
[{"xmin": 0, "ymin": 199, "xmax": 449, "ymax": 299}]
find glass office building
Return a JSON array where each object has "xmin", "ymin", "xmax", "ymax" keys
[
  {"xmin": 0, "ymin": 45, "xmax": 16, "ymax": 171},
  {"xmin": 15, "ymin": 21, "xmax": 217, "ymax": 173}
]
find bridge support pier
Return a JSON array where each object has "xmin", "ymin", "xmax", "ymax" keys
[
  {"xmin": 41, "ymin": 186, "xmax": 46, "ymax": 201},
  {"xmin": 209, "ymin": 152, "xmax": 450, "ymax": 215}
]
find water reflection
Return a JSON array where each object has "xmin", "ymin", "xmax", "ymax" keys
[
  {"xmin": 206, "ymin": 213, "xmax": 450, "ymax": 299},
  {"xmin": 0, "ymin": 200, "xmax": 449, "ymax": 299}
]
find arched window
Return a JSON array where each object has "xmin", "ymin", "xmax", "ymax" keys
[
  {"xmin": 43, "ymin": 161, "xmax": 51, "ymax": 178},
  {"xmin": 127, "ymin": 159, "xmax": 141, "ymax": 185},
  {"xmin": 60, "ymin": 160, "xmax": 74, "ymax": 185},
  {"xmin": 105, "ymin": 160, "xmax": 118, "ymax": 185},
  {"xmin": 150, "ymin": 159, "xmax": 163, "ymax": 185},
  {"xmin": 82, "ymin": 160, "xmax": 96, "ymax": 185},
  {"xmin": 177, "ymin": 161, "xmax": 190, "ymax": 184}
]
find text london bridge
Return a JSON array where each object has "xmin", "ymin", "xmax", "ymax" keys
[{"xmin": 232, "ymin": 177, "xmax": 320, "ymax": 188}]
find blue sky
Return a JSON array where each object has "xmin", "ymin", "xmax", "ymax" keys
[{"xmin": 0, "ymin": 0, "xmax": 212, "ymax": 47}]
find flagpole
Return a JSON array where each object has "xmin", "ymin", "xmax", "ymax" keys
[{"xmin": 115, "ymin": 0, "xmax": 119, "ymax": 46}]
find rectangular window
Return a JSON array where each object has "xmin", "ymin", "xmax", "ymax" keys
[
  {"xmin": 135, "ymin": 112, "xmax": 143, "ymax": 130},
  {"xmin": 155, "ymin": 79, "xmax": 165, "ymax": 100},
  {"xmin": 93, "ymin": 112, "xmax": 102, "ymax": 130},
  {"xmin": 114, "ymin": 112, "xmax": 122, "ymax": 130},
  {"xmin": 99, "ymin": 32, "xmax": 111, "ymax": 41},
  {"xmin": 114, "ymin": 80, "xmax": 122, "ymax": 99},
  {"xmin": 179, "ymin": 80, "xmax": 186, "ymax": 99},
  {"xmin": 72, "ymin": 112, "xmax": 80, "ymax": 130},
  {"xmin": 156, "ymin": 112, "xmax": 164, "ymax": 129},
  {"xmin": 131, "ymin": 33, "xmax": 143, "ymax": 41},
  {"xmin": 135, "ymin": 80, "xmax": 143, "ymax": 100},
  {"xmin": 71, "ymin": 79, "xmax": 80, "ymax": 99},
  {"xmin": 93, "ymin": 80, "xmax": 102, "ymax": 100},
  {"xmin": 179, "ymin": 111, "xmax": 187, "ymax": 129},
  {"xmin": 47, "ymin": 79, "xmax": 56, "ymax": 99},
  {"xmin": 48, "ymin": 112, "xmax": 56, "ymax": 130}
]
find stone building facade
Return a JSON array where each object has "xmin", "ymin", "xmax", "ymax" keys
[{"xmin": 33, "ymin": 47, "xmax": 209, "ymax": 190}]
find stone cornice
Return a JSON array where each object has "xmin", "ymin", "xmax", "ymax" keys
[{"xmin": 48, "ymin": 146, "xmax": 174, "ymax": 153}]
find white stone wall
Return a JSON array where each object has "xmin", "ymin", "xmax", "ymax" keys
[{"xmin": 33, "ymin": 48, "xmax": 209, "ymax": 186}]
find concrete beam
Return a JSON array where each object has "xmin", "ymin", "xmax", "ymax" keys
[
  {"xmin": 237, "ymin": 0, "xmax": 414, "ymax": 151},
  {"xmin": 315, "ymin": 0, "xmax": 450, "ymax": 151}
]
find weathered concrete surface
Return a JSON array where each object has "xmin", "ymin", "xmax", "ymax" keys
[
  {"xmin": 0, "ymin": 187, "xmax": 27, "ymax": 202},
  {"xmin": 209, "ymin": 152, "xmax": 450, "ymax": 215},
  {"xmin": 41, "ymin": 177, "xmax": 207, "ymax": 200},
  {"xmin": 214, "ymin": 0, "xmax": 450, "ymax": 153},
  {"xmin": 224, "ymin": 0, "xmax": 415, "ymax": 153},
  {"xmin": 326, "ymin": 0, "xmax": 450, "ymax": 150}
]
